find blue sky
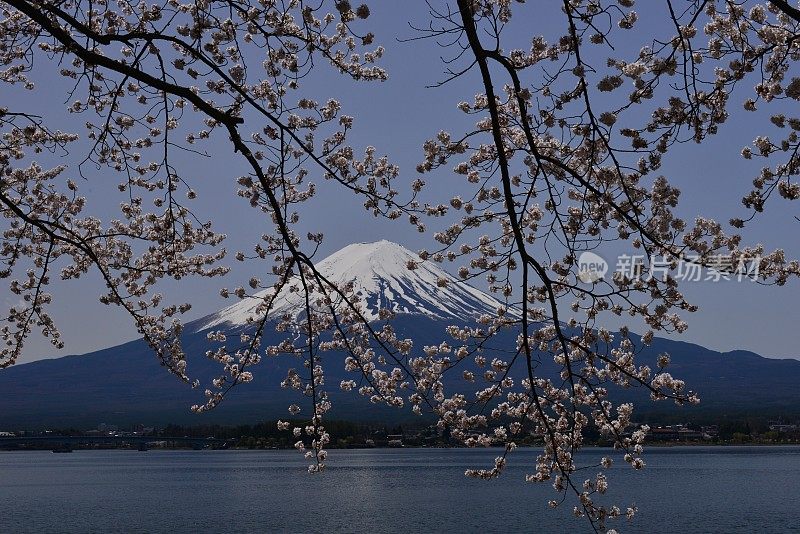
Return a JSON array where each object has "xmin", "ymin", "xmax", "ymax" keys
[{"xmin": 9, "ymin": 1, "xmax": 800, "ymax": 363}]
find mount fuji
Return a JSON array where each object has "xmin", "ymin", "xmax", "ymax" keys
[
  {"xmin": 2, "ymin": 240, "xmax": 800, "ymax": 428},
  {"xmin": 196, "ymin": 240, "xmax": 511, "ymax": 330}
]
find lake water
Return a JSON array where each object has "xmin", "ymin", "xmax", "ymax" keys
[{"xmin": 1, "ymin": 446, "xmax": 799, "ymax": 533}]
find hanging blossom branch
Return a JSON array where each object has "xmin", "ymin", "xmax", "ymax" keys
[
  {"xmin": 405, "ymin": 0, "xmax": 800, "ymax": 531},
  {"xmin": 0, "ymin": 0, "xmax": 429, "ymax": 472}
]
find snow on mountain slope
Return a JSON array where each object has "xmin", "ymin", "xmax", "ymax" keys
[{"xmin": 195, "ymin": 240, "xmax": 513, "ymax": 330}]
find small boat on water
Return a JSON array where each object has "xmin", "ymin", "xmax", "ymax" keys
[{"xmin": 137, "ymin": 442, "xmax": 149, "ymax": 452}]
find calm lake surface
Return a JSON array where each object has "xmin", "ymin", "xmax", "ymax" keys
[{"xmin": 1, "ymin": 446, "xmax": 799, "ymax": 533}]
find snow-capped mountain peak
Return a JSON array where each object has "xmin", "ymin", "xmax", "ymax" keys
[{"xmin": 196, "ymin": 240, "xmax": 511, "ymax": 330}]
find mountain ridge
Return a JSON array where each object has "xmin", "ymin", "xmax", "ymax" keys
[{"xmin": 1, "ymin": 240, "xmax": 799, "ymax": 428}]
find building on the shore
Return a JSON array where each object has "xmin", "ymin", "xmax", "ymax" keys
[
  {"xmin": 768, "ymin": 421, "xmax": 798, "ymax": 433},
  {"xmin": 387, "ymin": 434, "xmax": 404, "ymax": 447},
  {"xmin": 648, "ymin": 425, "xmax": 707, "ymax": 441}
]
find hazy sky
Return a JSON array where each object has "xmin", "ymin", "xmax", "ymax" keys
[{"xmin": 9, "ymin": 2, "xmax": 800, "ymax": 364}]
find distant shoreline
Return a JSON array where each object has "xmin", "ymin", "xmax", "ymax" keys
[{"xmin": 4, "ymin": 441, "xmax": 800, "ymax": 453}]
